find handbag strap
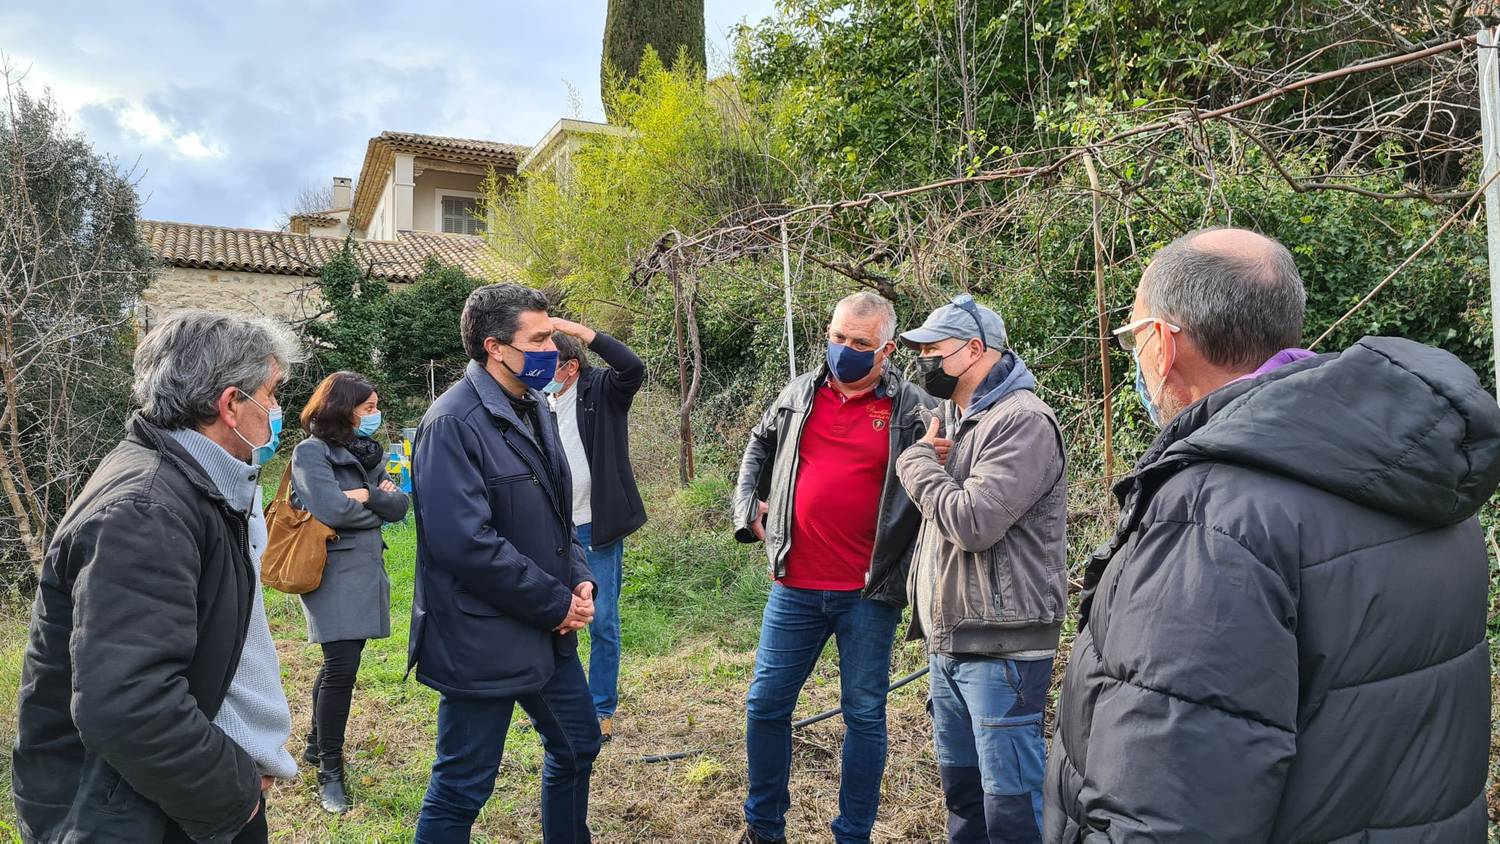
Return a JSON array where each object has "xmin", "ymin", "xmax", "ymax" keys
[{"xmin": 274, "ymin": 465, "xmax": 294, "ymax": 503}]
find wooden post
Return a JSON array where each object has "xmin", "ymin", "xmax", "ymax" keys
[
  {"xmin": 682, "ymin": 267, "xmax": 704, "ymax": 483},
  {"xmin": 670, "ymin": 255, "xmax": 692, "ymax": 486},
  {"xmin": 780, "ymin": 219, "xmax": 797, "ymax": 378},
  {"xmin": 1082, "ymin": 153, "xmax": 1116, "ymax": 493},
  {"xmin": 1477, "ymin": 27, "xmax": 1500, "ymax": 396}
]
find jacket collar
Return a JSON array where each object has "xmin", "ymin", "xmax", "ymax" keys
[
  {"xmin": 314, "ymin": 437, "xmax": 365, "ymax": 468},
  {"xmin": 958, "ymin": 351, "xmax": 1037, "ymax": 423},
  {"xmin": 465, "ymin": 361, "xmax": 540, "ymax": 442},
  {"xmin": 126, "ymin": 412, "xmax": 232, "ymax": 507},
  {"xmin": 465, "ymin": 360, "xmax": 567, "ymax": 504}
]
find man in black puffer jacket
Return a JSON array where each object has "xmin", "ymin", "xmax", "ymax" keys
[{"xmin": 1045, "ymin": 228, "xmax": 1500, "ymax": 842}]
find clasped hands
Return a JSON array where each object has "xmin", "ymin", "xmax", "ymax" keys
[{"xmin": 555, "ymin": 582, "xmax": 595, "ymax": 635}]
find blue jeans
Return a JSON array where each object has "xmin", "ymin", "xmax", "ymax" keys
[
  {"xmin": 415, "ymin": 654, "xmax": 601, "ymax": 843},
  {"xmin": 744, "ymin": 583, "xmax": 901, "ymax": 843},
  {"xmin": 576, "ymin": 522, "xmax": 622, "ymax": 719},
  {"xmin": 929, "ymin": 653, "xmax": 1053, "ymax": 844}
]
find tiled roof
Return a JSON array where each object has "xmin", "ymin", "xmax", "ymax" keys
[
  {"xmin": 140, "ymin": 220, "xmax": 514, "ymax": 283},
  {"xmin": 287, "ymin": 213, "xmax": 340, "ymax": 234},
  {"xmin": 349, "ymin": 131, "xmax": 529, "ymax": 230},
  {"xmin": 378, "ymin": 131, "xmax": 529, "ymax": 166}
]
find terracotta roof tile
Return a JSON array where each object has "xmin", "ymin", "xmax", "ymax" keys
[
  {"xmin": 378, "ymin": 131, "xmax": 529, "ymax": 165},
  {"xmin": 288, "ymin": 213, "xmax": 340, "ymax": 235},
  {"xmin": 140, "ymin": 220, "xmax": 516, "ymax": 284}
]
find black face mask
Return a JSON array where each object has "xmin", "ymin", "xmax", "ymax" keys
[{"xmin": 915, "ymin": 346, "xmax": 976, "ymax": 400}]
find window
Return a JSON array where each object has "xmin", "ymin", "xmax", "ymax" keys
[{"xmin": 440, "ymin": 195, "xmax": 482, "ymax": 235}]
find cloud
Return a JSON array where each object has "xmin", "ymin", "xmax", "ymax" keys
[{"xmin": 0, "ymin": 0, "xmax": 778, "ymax": 229}]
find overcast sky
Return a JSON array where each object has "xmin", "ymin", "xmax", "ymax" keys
[{"xmin": 0, "ymin": 1, "xmax": 778, "ymax": 230}]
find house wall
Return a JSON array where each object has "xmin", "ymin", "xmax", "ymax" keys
[
  {"xmin": 138, "ymin": 266, "xmax": 319, "ymax": 327},
  {"xmin": 368, "ymin": 175, "xmax": 394, "ymax": 240},
  {"xmin": 308, "ymin": 209, "xmax": 351, "ymax": 238},
  {"xmin": 413, "ymin": 169, "xmax": 485, "ymax": 233}
]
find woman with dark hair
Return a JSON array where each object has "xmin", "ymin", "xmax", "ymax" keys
[{"xmin": 290, "ymin": 371, "xmax": 408, "ymax": 813}]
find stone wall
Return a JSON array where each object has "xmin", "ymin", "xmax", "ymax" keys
[{"xmin": 139, "ymin": 265, "xmax": 319, "ymax": 327}]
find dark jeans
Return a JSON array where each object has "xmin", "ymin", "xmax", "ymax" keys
[
  {"xmin": 163, "ymin": 796, "xmax": 266, "ymax": 843},
  {"xmin": 929, "ymin": 654, "xmax": 1053, "ymax": 844},
  {"xmin": 415, "ymin": 653, "xmax": 601, "ymax": 843},
  {"xmin": 744, "ymin": 583, "xmax": 901, "ymax": 844},
  {"xmin": 310, "ymin": 639, "xmax": 366, "ymax": 766},
  {"xmin": 576, "ymin": 522, "xmax": 623, "ymax": 719}
]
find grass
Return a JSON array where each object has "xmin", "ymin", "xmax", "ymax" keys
[
  {"xmin": 248, "ymin": 470, "xmax": 943, "ymax": 841},
  {"xmin": 0, "ymin": 454, "xmax": 1494, "ymax": 841}
]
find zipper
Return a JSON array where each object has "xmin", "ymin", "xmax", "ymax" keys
[{"xmin": 500, "ymin": 425, "xmax": 570, "ymax": 532}]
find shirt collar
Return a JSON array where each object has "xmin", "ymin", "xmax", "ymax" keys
[{"xmin": 820, "ymin": 364, "xmax": 891, "ymax": 401}]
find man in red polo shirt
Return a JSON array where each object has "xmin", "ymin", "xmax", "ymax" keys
[{"xmin": 732, "ymin": 292, "xmax": 936, "ymax": 844}]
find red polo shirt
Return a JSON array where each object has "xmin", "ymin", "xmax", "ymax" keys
[{"xmin": 781, "ymin": 383, "xmax": 893, "ymax": 591}]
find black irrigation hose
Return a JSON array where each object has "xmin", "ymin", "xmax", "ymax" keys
[{"xmin": 630, "ymin": 666, "xmax": 932, "ymax": 765}]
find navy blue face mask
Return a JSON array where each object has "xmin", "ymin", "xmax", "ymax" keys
[
  {"xmin": 826, "ymin": 341, "xmax": 878, "ymax": 384},
  {"xmin": 504, "ymin": 345, "xmax": 560, "ymax": 391}
]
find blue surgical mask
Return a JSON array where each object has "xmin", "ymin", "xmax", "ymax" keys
[
  {"xmin": 504, "ymin": 345, "xmax": 560, "ymax": 392},
  {"xmin": 826, "ymin": 341, "xmax": 877, "ymax": 384},
  {"xmin": 1132, "ymin": 349, "xmax": 1163, "ymax": 427},
  {"xmin": 356, "ymin": 411, "xmax": 382, "ymax": 437},
  {"xmin": 541, "ymin": 379, "xmax": 565, "ymax": 396},
  {"xmin": 233, "ymin": 392, "xmax": 283, "ymax": 466}
]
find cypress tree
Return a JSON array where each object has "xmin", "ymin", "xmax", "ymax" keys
[{"xmin": 601, "ymin": 0, "xmax": 705, "ymax": 121}]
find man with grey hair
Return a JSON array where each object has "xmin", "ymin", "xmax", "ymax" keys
[
  {"xmin": 896, "ymin": 293, "xmax": 1067, "ymax": 843},
  {"xmin": 732, "ymin": 291, "xmax": 935, "ymax": 844},
  {"xmin": 13, "ymin": 310, "xmax": 305, "ymax": 843},
  {"xmin": 1045, "ymin": 228, "xmax": 1500, "ymax": 840}
]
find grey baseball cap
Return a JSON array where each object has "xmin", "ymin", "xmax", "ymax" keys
[{"xmin": 900, "ymin": 294, "xmax": 1008, "ymax": 350}]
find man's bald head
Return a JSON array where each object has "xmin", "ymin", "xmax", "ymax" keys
[{"xmin": 1142, "ymin": 227, "xmax": 1306, "ymax": 371}]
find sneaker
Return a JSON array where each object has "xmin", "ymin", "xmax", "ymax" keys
[{"xmin": 739, "ymin": 828, "xmax": 786, "ymax": 844}]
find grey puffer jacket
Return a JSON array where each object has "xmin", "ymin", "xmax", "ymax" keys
[
  {"xmin": 1044, "ymin": 337, "xmax": 1500, "ymax": 843},
  {"xmin": 732, "ymin": 363, "xmax": 937, "ymax": 607},
  {"xmin": 896, "ymin": 353, "xmax": 1068, "ymax": 656}
]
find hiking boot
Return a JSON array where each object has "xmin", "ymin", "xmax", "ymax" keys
[
  {"xmin": 740, "ymin": 828, "xmax": 786, "ymax": 844},
  {"xmin": 599, "ymin": 717, "xmax": 613, "ymax": 744},
  {"xmin": 317, "ymin": 762, "xmax": 351, "ymax": 814}
]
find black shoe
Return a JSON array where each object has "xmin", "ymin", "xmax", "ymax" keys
[
  {"xmin": 740, "ymin": 829, "xmax": 786, "ymax": 844},
  {"xmin": 302, "ymin": 729, "xmax": 319, "ymax": 766},
  {"xmin": 317, "ymin": 764, "xmax": 351, "ymax": 814}
]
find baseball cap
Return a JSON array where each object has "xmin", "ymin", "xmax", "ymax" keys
[{"xmin": 899, "ymin": 294, "xmax": 1008, "ymax": 350}]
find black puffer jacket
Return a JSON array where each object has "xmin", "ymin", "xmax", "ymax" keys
[{"xmin": 1045, "ymin": 337, "xmax": 1500, "ymax": 842}]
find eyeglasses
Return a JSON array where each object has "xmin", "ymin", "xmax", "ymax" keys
[{"xmin": 1112, "ymin": 317, "xmax": 1180, "ymax": 353}]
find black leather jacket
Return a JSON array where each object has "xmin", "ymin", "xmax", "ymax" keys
[{"xmin": 731, "ymin": 363, "xmax": 936, "ymax": 607}]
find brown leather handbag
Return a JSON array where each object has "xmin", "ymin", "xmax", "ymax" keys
[{"xmin": 261, "ymin": 465, "xmax": 338, "ymax": 594}]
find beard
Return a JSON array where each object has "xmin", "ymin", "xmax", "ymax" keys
[{"xmin": 1156, "ymin": 385, "xmax": 1190, "ymax": 425}]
